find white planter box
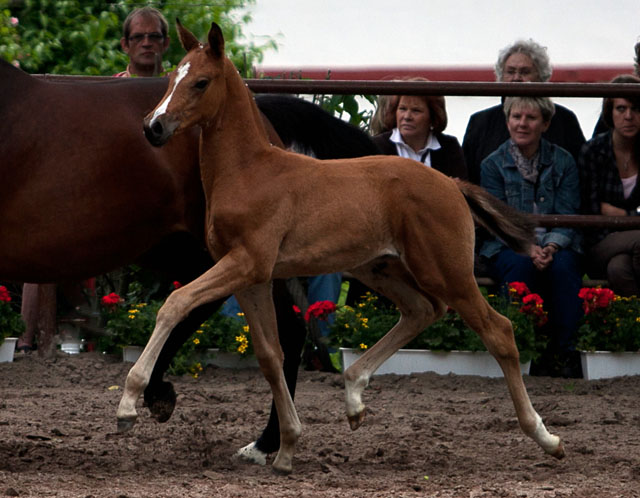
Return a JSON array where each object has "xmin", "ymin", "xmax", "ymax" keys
[
  {"xmin": 340, "ymin": 348, "xmax": 530, "ymax": 378},
  {"xmin": 580, "ymin": 351, "xmax": 640, "ymax": 380},
  {"xmin": 202, "ymin": 348, "xmax": 258, "ymax": 369},
  {"xmin": 122, "ymin": 345, "xmax": 143, "ymax": 363},
  {"xmin": 0, "ymin": 337, "xmax": 17, "ymax": 363}
]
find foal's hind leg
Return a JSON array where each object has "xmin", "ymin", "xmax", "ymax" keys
[
  {"xmin": 450, "ymin": 283, "xmax": 565, "ymax": 459},
  {"xmin": 234, "ymin": 283, "xmax": 302, "ymax": 474},
  {"xmin": 344, "ymin": 260, "xmax": 446, "ymax": 430}
]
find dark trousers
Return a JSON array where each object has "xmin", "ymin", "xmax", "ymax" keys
[
  {"xmin": 589, "ymin": 230, "xmax": 640, "ymax": 297},
  {"xmin": 489, "ymin": 247, "xmax": 584, "ymax": 354}
]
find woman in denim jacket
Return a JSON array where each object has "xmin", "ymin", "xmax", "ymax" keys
[{"xmin": 480, "ymin": 96, "xmax": 584, "ymax": 378}]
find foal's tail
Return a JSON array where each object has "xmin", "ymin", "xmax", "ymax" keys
[{"xmin": 455, "ymin": 179, "xmax": 536, "ymax": 254}]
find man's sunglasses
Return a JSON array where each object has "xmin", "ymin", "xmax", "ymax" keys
[{"xmin": 128, "ymin": 32, "xmax": 165, "ymax": 43}]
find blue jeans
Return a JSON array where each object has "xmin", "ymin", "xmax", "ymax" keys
[{"xmin": 489, "ymin": 248, "xmax": 583, "ymax": 354}]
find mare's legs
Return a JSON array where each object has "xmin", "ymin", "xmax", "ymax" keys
[
  {"xmin": 342, "ymin": 259, "xmax": 446, "ymax": 429},
  {"xmin": 18, "ymin": 283, "xmax": 39, "ymax": 350},
  {"xmin": 235, "ymin": 284, "xmax": 302, "ymax": 474}
]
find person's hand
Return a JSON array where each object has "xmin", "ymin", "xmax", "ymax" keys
[
  {"xmin": 529, "ymin": 245, "xmax": 550, "ymax": 271},
  {"xmin": 600, "ymin": 202, "xmax": 627, "ymax": 216},
  {"xmin": 536, "ymin": 243, "xmax": 558, "ymax": 270}
]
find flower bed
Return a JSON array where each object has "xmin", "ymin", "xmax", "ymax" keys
[
  {"xmin": 99, "ymin": 284, "xmax": 253, "ymax": 377},
  {"xmin": 327, "ymin": 282, "xmax": 548, "ymax": 372},
  {"xmin": 0, "ymin": 285, "xmax": 25, "ymax": 348},
  {"xmin": 576, "ymin": 287, "xmax": 640, "ymax": 353},
  {"xmin": 576, "ymin": 286, "xmax": 640, "ymax": 379}
]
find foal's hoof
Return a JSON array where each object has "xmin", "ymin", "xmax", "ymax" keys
[
  {"xmin": 117, "ymin": 416, "xmax": 137, "ymax": 433},
  {"xmin": 272, "ymin": 465, "xmax": 293, "ymax": 476},
  {"xmin": 145, "ymin": 381, "xmax": 177, "ymax": 423},
  {"xmin": 234, "ymin": 442, "xmax": 268, "ymax": 466},
  {"xmin": 347, "ymin": 410, "xmax": 366, "ymax": 431},
  {"xmin": 550, "ymin": 440, "xmax": 565, "ymax": 460}
]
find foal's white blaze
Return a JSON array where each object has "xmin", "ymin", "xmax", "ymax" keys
[{"xmin": 149, "ymin": 62, "xmax": 191, "ymax": 123}]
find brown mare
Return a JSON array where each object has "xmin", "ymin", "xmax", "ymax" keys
[
  {"xmin": 1, "ymin": 57, "xmax": 380, "ymax": 456},
  {"xmin": 119, "ymin": 21, "xmax": 566, "ymax": 474}
]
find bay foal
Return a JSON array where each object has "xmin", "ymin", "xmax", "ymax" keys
[{"xmin": 118, "ymin": 21, "xmax": 565, "ymax": 474}]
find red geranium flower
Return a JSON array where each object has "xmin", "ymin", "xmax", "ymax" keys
[
  {"xmin": 304, "ymin": 300, "xmax": 337, "ymax": 322},
  {"xmin": 0, "ymin": 285, "xmax": 11, "ymax": 303},
  {"xmin": 101, "ymin": 292, "xmax": 123, "ymax": 309},
  {"xmin": 508, "ymin": 281, "xmax": 530, "ymax": 298}
]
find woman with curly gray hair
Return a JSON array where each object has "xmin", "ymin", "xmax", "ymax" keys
[{"xmin": 462, "ymin": 39, "xmax": 585, "ymax": 184}]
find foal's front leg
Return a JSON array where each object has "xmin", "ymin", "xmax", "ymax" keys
[
  {"xmin": 117, "ymin": 256, "xmax": 247, "ymax": 431},
  {"xmin": 235, "ymin": 283, "xmax": 302, "ymax": 474}
]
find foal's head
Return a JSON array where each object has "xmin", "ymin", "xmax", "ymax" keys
[{"xmin": 144, "ymin": 20, "xmax": 226, "ymax": 147}]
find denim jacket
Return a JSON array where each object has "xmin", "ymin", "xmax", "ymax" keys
[{"xmin": 480, "ymin": 138, "xmax": 582, "ymax": 259}]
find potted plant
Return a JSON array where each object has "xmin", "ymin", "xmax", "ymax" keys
[
  {"xmin": 195, "ymin": 309, "xmax": 257, "ymax": 369},
  {"xmin": 0, "ymin": 285, "xmax": 25, "ymax": 362},
  {"xmin": 328, "ymin": 282, "xmax": 548, "ymax": 377},
  {"xmin": 576, "ymin": 287, "xmax": 640, "ymax": 380},
  {"xmin": 99, "ymin": 287, "xmax": 256, "ymax": 373}
]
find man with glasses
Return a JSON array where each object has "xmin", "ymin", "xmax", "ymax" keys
[
  {"xmin": 462, "ymin": 39, "xmax": 585, "ymax": 184},
  {"xmin": 115, "ymin": 7, "xmax": 170, "ymax": 78}
]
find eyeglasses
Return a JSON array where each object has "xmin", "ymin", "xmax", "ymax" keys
[{"xmin": 128, "ymin": 32, "xmax": 165, "ymax": 43}]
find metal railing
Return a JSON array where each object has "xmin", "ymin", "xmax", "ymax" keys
[{"xmin": 33, "ymin": 74, "xmax": 640, "ymax": 230}]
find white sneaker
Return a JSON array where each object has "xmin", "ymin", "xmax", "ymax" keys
[{"xmin": 234, "ymin": 441, "xmax": 268, "ymax": 466}]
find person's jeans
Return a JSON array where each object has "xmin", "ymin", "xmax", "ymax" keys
[{"xmin": 489, "ymin": 247, "xmax": 583, "ymax": 354}]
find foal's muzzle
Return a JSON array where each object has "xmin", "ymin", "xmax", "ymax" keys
[{"xmin": 143, "ymin": 116, "xmax": 179, "ymax": 147}]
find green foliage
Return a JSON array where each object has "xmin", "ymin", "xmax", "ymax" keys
[
  {"xmin": 329, "ymin": 285, "xmax": 549, "ymax": 365},
  {"xmin": 0, "ymin": 0, "xmax": 275, "ymax": 76},
  {"xmin": 576, "ymin": 292, "xmax": 640, "ymax": 352},
  {"xmin": 98, "ymin": 282, "xmax": 252, "ymax": 376},
  {"xmin": 312, "ymin": 93, "xmax": 376, "ymax": 130}
]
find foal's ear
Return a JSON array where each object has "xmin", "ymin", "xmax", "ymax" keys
[
  {"xmin": 207, "ymin": 22, "xmax": 225, "ymax": 59},
  {"xmin": 176, "ymin": 18, "xmax": 200, "ymax": 52}
]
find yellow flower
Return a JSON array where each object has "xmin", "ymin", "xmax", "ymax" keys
[
  {"xmin": 135, "ymin": 303, "xmax": 147, "ymax": 309},
  {"xmin": 128, "ymin": 309, "xmax": 139, "ymax": 314},
  {"xmin": 196, "ymin": 329, "xmax": 203, "ymax": 334},
  {"xmin": 236, "ymin": 312, "xmax": 245, "ymax": 317},
  {"xmin": 243, "ymin": 325, "xmax": 250, "ymax": 333},
  {"xmin": 193, "ymin": 338, "xmax": 200, "ymax": 345},
  {"xmin": 359, "ymin": 343, "xmax": 368, "ymax": 350},
  {"xmin": 361, "ymin": 318, "xmax": 369, "ymax": 324},
  {"xmin": 344, "ymin": 323, "xmax": 350, "ymax": 329}
]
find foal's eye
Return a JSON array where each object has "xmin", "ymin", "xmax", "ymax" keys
[{"xmin": 194, "ymin": 79, "xmax": 209, "ymax": 90}]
